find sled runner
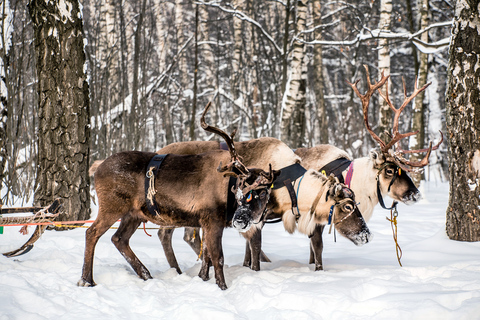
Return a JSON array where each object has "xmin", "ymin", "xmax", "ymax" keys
[{"xmin": 0, "ymin": 199, "xmax": 62, "ymax": 257}]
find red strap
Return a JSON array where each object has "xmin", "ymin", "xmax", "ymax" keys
[{"xmin": 345, "ymin": 162, "xmax": 354, "ymax": 188}]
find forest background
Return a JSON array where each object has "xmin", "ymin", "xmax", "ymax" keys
[{"xmin": 0, "ymin": 0, "xmax": 452, "ymax": 206}]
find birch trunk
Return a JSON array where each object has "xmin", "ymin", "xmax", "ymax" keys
[
  {"xmin": 29, "ymin": 0, "xmax": 90, "ymax": 222},
  {"xmin": 153, "ymin": 0, "xmax": 168, "ymax": 73},
  {"xmin": 0, "ymin": 0, "xmax": 11, "ymax": 190},
  {"xmin": 445, "ymin": 0, "xmax": 480, "ymax": 241},
  {"xmin": 281, "ymin": 0, "xmax": 307, "ymax": 148},
  {"xmin": 409, "ymin": 0, "xmax": 429, "ymax": 185},
  {"xmin": 175, "ymin": 0, "xmax": 190, "ymax": 141},
  {"xmin": 312, "ymin": 0, "xmax": 328, "ymax": 145},
  {"xmin": 377, "ymin": 0, "xmax": 392, "ymax": 142}
]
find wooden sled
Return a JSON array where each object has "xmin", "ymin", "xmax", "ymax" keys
[{"xmin": 1, "ymin": 199, "xmax": 62, "ymax": 257}]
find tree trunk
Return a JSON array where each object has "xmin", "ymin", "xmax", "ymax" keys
[
  {"xmin": 131, "ymin": 0, "xmax": 146, "ymax": 149},
  {"xmin": 281, "ymin": 0, "xmax": 307, "ymax": 148},
  {"xmin": 0, "ymin": 0, "xmax": 11, "ymax": 193},
  {"xmin": 29, "ymin": 0, "xmax": 90, "ymax": 223},
  {"xmin": 312, "ymin": 0, "xmax": 328, "ymax": 145},
  {"xmin": 409, "ymin": 0, "xmax": 429, "ymax": 186},
  {"xmin": 445, "ymin": 0, "xmax": 480, "ymax": 241},
  {"xmin": 377, "ymin": 0, "xmax": 392, "ymax": 142}
]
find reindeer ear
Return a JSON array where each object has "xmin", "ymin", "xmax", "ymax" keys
[{"xmin": 369, "ymin": 148, "xmax": 386, "ymax": 168}]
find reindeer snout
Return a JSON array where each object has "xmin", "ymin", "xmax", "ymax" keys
[
  {"xmin": 403, "ymin": 190, "xmax": 422, "ymax": 204},
  {"xmin": 232, "ymin": 207, "xmax": 253, "ymax": 232},
  {"xmin": 353, "ymin": 228, "xmax": 373, "ymax": 246}
]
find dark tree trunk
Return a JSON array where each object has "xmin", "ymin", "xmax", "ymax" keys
[
  {"xmin": 29, "ymin": 0, "xmax": 90, "ymax": 223},
  {"xmin": 445, "ymin": 0, "xmax": 480, "ymax": 241}
]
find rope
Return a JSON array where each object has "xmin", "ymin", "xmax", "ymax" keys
[
  {"xmin": 1, "ymin": 219, "xmax": 169, "ymax": 233},
  {"xmin": 386, "ymin": 204, "xmax": 403, "ymax": 267}
]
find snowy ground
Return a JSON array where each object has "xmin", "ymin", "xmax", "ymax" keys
[{"xmin": 1, "ymin": 181, "xmax": 480, "ymax": 320}]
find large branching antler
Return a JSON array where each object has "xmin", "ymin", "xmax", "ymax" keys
[
  {"xmin": 200, "ymin": 101, "xmax": 249, "ymax": 175},
  {"xmin": 346, "ymin": 65, "xmax": 390, "ymax": 151},
  {"xmin": 347, "ymin": 65, "xmax": 443, "ymax": 172}
]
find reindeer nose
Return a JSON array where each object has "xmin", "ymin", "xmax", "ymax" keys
[
  {"xmin": 232, "ymin": 208, "xmax": 253, "ymax": 232},
  {"xmin": 403, "ymin": 190, "xmax": 422, "ymax": 204}
]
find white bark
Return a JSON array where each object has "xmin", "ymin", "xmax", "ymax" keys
[
  {"xmin": 377, "ymin": 0, "xmax": 392, "ymax": 141},
  {"xmin": 280, "ymin": 0, "xmax": 307, "ymax": 147}
]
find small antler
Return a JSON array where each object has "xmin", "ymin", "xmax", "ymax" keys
[
  {"xmin": 240, "ymin": 164, "xmax": 276, "ymax": 195},
  {"xmin": 200, "ymin": 102, "xmax": 249, "ymax": 175}
]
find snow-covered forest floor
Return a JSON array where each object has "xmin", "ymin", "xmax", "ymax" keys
[{"xmin": 1, "ymin": 181, "xmax": 479, "ymax": 319}]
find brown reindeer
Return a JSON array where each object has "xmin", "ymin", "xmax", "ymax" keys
[
  {"xmin": 78, "ymin": 103, "xmax": 278, "ymax": 290},
  {"xmin": 152, "ymin": 142, "xmax": 372, "ymax": 272}
]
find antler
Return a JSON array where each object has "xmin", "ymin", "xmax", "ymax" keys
[
  {"xmin": 377, "ymin": 76, "xmax": 430, "ymax": 153},
  {"xmin": 200, "ymin": 101, "xmax": 249, "ymax": 175},
  {"xmin": 346, "ymin": 65, "xmax": 390, "ymax": 151},
  {"xmin": 347, "ymin": 65, "xmax": 443, "ymax": 172},
  {"xmin": 240, "ymin": 165, "xmax": 276, "ymax": 195}
]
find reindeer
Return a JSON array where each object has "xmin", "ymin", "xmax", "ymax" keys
[
  {"xmin": 294, "ymin": 65, "xmax": 443, "ymax": 270},
  {"xmin": 152, "ymin": 133, "xmax": 373, "ymax": 272},
  {"xmin": 78, "ymin": 103, "xmax": 279, "ymax": 290},
  {"xmin": 137, "ymin": 66, "xmax": 442, "ymax": 272}
]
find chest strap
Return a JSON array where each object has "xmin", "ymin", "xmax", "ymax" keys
[{"xmin": 145, "ymin": 154, "xmax": 168, "ymax": 216}]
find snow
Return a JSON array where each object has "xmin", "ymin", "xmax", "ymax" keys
[{"xmin": 1, "ymin": 181, "xmax": 480, "ymax": 319}]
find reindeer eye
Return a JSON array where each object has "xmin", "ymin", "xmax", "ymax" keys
[
  {"xmin": 259, "ymin": 190, "xmax": 267, "ymax": 199},
  {"xmin": 246, "ymin": 193, "xmax": 252, "ymax": 202},
  {"xmin": 385, "ymin": 168, "xmax": 394, "ymax": 176},
  {"xmin": 343, "ymin": 204, "xmax": 354, "ymax": 213}
]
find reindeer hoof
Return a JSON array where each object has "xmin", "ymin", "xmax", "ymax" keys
[
  {"xmin": 217, "ymin": 282, "xmax": 228, "ymax": 290},
  {"xmin": 77, "ymin": 279, "xmax": 96, "ymax": 287}
]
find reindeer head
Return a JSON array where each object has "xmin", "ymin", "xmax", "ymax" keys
[
  {"xmin": 200, "ymin": 102, "xmax": 279, "ymax": 232},
  {"xmin": 347, "ymin": 65, "xmax": 443, "ymax": 204},
  {"xmin": 325, "ymin": 176, "xmax": 372, "ymax": 246}
]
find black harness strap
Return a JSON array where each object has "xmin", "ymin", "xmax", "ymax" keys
[
  {"xmin": 376, "ymin": 163, "xmax": 400, "ymax": 210},
  {"xmin": 318, "ymin": 158, "xmax": 352, "ymax": 183},
  {"xmin": 272, "ymin": 163, "xmax": 307, "ymax": 189},
  {"xmin": 145, "ymin": 154, "xmax": 168, "ymax": 216},
  {"xmin": 226, "ymin": 176, "xmax": 237, "ymax": 223}
]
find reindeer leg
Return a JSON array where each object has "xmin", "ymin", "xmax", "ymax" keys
[
  {"xmin": 309, "ymin": 225, "xmax": 325, "ymax": 271},
  {"xmin": 183, "ymin": 227, "xmax": 202, "ymax": 258},
  {"xmin": 111, "ymin": 212, "xmax": 152, "ymax": 280},
  {"xmin": 243, "ymin": 240, "xmax": 252, "ymax": 268},
  {"xmin": 198, "ymin": 245, "xmax": 211, "ymax": 281},
  {"xmin": 78, "ymin": 213, "xmax": 120, "ymax": 287},
  {"xmin": 202, "ymin": 224, "xmax": 226, "ymax": 290},
  {"xmin": 157, "ymin": 227, "xmax": 182, "ymax": 274},
  {"xmin": 247, "ymin": 229, "xmax": 262, "ymax": 271}
]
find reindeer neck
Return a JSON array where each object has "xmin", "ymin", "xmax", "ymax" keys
[{"xmin": 347, "ymin": 157, "xmax": 378, "ymax": 222}]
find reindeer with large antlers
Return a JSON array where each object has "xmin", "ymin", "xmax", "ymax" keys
[
  {"xmin": 294, "ymin": 65, "xmax": 443, "ymax": 269},
  {"xmin": 78, "ymin": 102, "xmax": 279, "ymax": 290}
]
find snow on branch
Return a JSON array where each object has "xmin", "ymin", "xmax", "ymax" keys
[
  {"xmin": 195, "ymin": 1, "xmax": 283, "ymax": 55},
  {"xmin": 299, "ymin": 20, "xmax": 453, "ymax": 53}
]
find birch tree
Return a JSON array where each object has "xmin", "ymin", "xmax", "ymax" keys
[
  {"xmin": 29, "ymin": 0, "xmax": 90, "ymax": 222},
  {"xmin": 0, "ymin": 0, "xmax": 12, "ymax": 196},
  {"xmin": 377, "ymin": 0, "xmax": 393, "ymax": 142},
  {"xmin": 445, "ymin": 0, "xmax": 480, "ymax": 241},
  {"xmin": 409, "ymin": 0, "xmax": 430, "ymax": 185},
  {"xmin": 312, "ymin": 0, "xmax": 328, "ymax": 144},
  {"xmin": 281, "ymin": 0, "xmax": 307, "ymax": 148}
]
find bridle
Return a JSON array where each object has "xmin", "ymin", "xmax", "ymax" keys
[{"xmin": 375, "ymin": 162, "xmax": 400, "ymax": 210}]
